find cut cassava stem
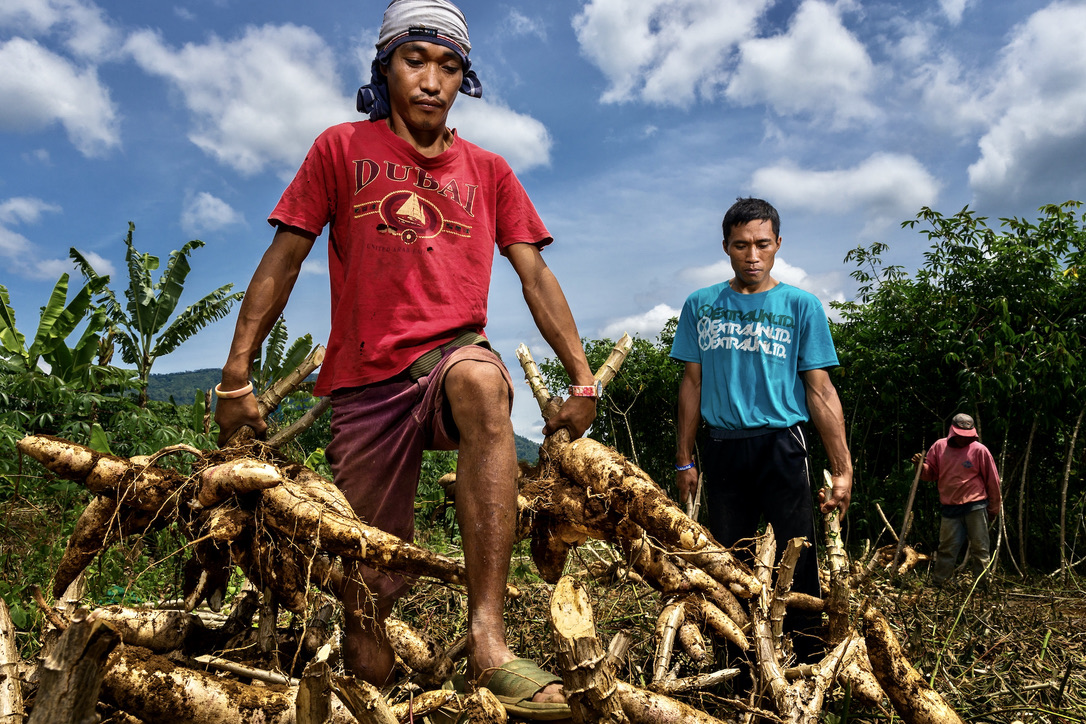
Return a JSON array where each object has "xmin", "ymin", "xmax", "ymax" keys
[
  {"xmin": 257, "ymin": 344, "xmax": 326, "ymax": 418},
  {"xmin": 822, "ymin": 469, "xmax": 851, "ymax": 644}
]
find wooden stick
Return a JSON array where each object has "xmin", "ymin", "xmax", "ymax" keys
[
  {"xmin": 258, "ymin": 344, "xmax": 326, "ymax": 418},
  {"xmin": 0, "ymin": 598, "xmax": 25, "ymax": 724},
  {"xmin": 891, "ymin": 452, "xmax": 925, "ymax": 575},
  {"xmin": 594, "ymin": 333, "xmax": 633, "ymax": 387},
  {"xmin": 268, "ymin": 396, "xmax": 331, "ymax": 448}
]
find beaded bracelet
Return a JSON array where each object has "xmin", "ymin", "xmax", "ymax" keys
[
  {"xmin": 675, "ymin": 461, "xmax": 696, "ymax": 471},
  {"xmin": 214, "ymin": 381, "xmax": 254, "ymax": 399}
]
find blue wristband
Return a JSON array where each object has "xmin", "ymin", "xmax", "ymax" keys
[{"xmin": 675, "ymin": 461, "xmax": 695, "ymax": 471}]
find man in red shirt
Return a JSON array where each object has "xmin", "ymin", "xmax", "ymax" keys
[
  {"xmin": 214, "ymin": 0, "xmax": 594, "ymax": 716},
  {"xmin": 912, "ymin": 413, "xmax": 1001, "ymax": 586}
]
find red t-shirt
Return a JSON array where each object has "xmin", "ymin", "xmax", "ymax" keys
[{"xmin": 270, "ymin": 120, "xmax": 551, "ymax": 395}]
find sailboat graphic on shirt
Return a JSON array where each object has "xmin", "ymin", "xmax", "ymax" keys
[{"xmin": 395, "ymin": 193, "xmax": 425, "ymax": 227}]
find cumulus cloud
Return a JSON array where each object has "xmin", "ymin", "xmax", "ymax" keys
[
  {"xmin": 448, "ymin": 97, "xmax": 552, "ymax": 173},
  {"xmin": 968, "ymin": 2, "xmax": 1086, "ymax": 209},
  {"xmin": 572, "ymin": 0, "xmax": 770, "ymax": 106},
  {"xmin": 181, "ymin": 192, "xmax": 244, "ymax": 235},
  {"xmin": 125, "ymin": 24, "xmax": 352, "ymax": 177},
  {"xmin": 0, "ymin": 0, "xmax": 121, "ymax": 60},
  {"xmin": 0, "ymin": 38, "xmax": 120, "ymax": 156},
  {"xmin": 726, "ymin": 0, "xmax": 878, "ymax": 125},
  {"xmin": 599, "ymin": 303, "xmax": 678, "ymax": 340},
  {"xmin": 750, "ymin": 153, "xmax": 940, "ymax": 228}
]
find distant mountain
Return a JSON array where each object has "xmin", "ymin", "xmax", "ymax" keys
[{"xmin": 148, "ymin": 368, "xmax": 540, "ymax": 463}]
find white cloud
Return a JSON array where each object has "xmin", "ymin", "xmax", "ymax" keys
[
  {"xmin": 0, "ymin": 38, "xmax": 119, "ymax": 156},
  {"xmin": 0, "ymin": 226, "xmax": 34, "ymax": 258},
  {"xmin": 125, "ymin": 24, "xmax": 352, "ymax": 177},
  {"xmin": 750, "ymin": 153, "xmax": 940, "ymax": 228},
  {"xmin": 726, "ymin": 0, "xmax": 878, "ymax": 125},
  {"xmin": 181, "ymin": 192, "xmax": 244, "ymax": 235},
  {"xmin": 300, "ymin": 258, "xmax": 327, "ymax": 277},
  {"xmin": 0, "ymin": 196, "xmax": 96, "ymax": 281},
  {"xmin": 68, "ymin": 249, "xmax": 114, "ymax": 277},
  {"xmin": 903, "ymin": 50, "xmax": 988, "ymax": 135},
  {"xmin": 448, "ymin": 97, "xmax": 552, "ymax": 173},
  {"xmin": 506, "ymin": 9, "xmax": 546, "ymax": 41},
  {"xmin": 599, "ymin": 303, "xmax": 678, "ymax": 340},
  {"xmin": 572, "ymin": 0, "xmax": 770, "ymax": 106},
  {"xmin": 968, "ymin": 2, "xmax": 1086, "ymax": 209},
  {"xmin": 0, "ymin": 0, "xmax": 120, "ymax": 60},
  {"xmin": 0, "ymin": 197, "xmax": 61, "ymax": 225},
  {"xmin": 938, "ymin": 0, "xmax": 974, "ymax": 26}
]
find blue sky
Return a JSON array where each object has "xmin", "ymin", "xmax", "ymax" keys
[{"xmin": 2, "ymin": 0, "xmax": 1084, "ymax": 440}]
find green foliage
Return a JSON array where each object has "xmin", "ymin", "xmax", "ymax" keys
[
  {"xmin": 834, "ymin": 201, "xmax": 1086, "ymax": 568},
  {"xmin": 70, "ymin": 222, "xmax": 243, "ymax": 406}
]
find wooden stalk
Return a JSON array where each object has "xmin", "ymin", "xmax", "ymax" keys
[
  {"xmin": 258, "ymin": 344, "xmax": 326, "ymax": 418},
  {"xmin": 822, "ymin": 469, "xmax": 850, "ymax": 644},
  {"xmin": 330, "ymin": 675, "xmax": 398, "ymax": 724},
  {"xmin": 890, "ymin": 453, "xmax": 925, "ymax": 576},
  {"xmin": 0, "ymin": 598, "xmax": 25, "ymax": 724},
  {"xmin": 268, "ymin": 397, "xmax": 332, "ymax": 449},
  {"xmin": 28, "ymin": 612, "xmax": 120, "ymax": 724},
  {"xmin": 549, "ymin": 576, "xmax": 628, "ymax": 724}
]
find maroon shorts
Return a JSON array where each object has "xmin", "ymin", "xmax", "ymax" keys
[{"xmin": 325, "ymin": 344, "xmax": 514, "ymax": 600}]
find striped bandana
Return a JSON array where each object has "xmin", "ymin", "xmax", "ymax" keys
[{"xmin": 357, "ymin": 0, "xmax": 482, "ymax": 120}]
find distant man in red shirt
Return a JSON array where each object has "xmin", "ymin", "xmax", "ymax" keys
[
  {"xmin": 912, "ymin": 413, "xmax": 1001, "ymax": 586},
  {"xmin": 214, "ymin": 0, "xmax": 594, "ymax": 717}
]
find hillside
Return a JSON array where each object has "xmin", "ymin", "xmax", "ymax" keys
[{"xmin": 148, "ymin": 368, "xmax": 540, "ymax": 463}]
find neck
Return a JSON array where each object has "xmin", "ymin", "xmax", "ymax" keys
[
  {"xmin": 729, "ymin": 277, "xmax": 777, "ymax": 294},
  {"xmin": 386, "ymin": 116, "xmax": 453, "ymax": 157}
]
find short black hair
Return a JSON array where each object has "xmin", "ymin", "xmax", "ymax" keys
[{"xmin": 722, "ymin": 197, "xmax": 780, "ymax": 241}]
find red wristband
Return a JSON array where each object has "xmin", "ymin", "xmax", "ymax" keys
[{"xmin": 569, "ymin": 381, "xmax": 602, "ymax": 398}]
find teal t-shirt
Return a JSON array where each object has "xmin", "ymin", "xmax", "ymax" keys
[{"xmin": 669, "ymin": 282, "xmax": 839, "ymax": 431}]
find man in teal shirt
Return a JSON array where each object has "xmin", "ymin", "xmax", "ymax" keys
[{"xmin": 671, "ymin": 197, "xmax": 852, "ymax": 618}]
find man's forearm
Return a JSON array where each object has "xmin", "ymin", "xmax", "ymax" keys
[
  {"xmin": 676, "ymin": 369, "xmax": 701, "ymax": 464},
  {"xmin": 221, "ymin": 228, "xmax": 315, "ymax": 386},
  {"xmin": 805, "ymin": 371, "xmax": 852, "ymax": 477},
  {"xmin": 520, "ymin": 264, "xmax": 594, "ymax": 385}
]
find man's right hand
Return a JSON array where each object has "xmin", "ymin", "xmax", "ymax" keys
[
  {"xmin": 676, "ymin": 466, "xmax": 699, "ymax": 505},
  {"xmin": 215, "ymin": 394, "xmax": 267, "ymax": 447}
]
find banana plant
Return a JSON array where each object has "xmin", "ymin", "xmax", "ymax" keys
[
  {"xmin": 0, "ymin": 275, "xmax": 109, "ymax": 380},
  {"xmin": 70, "ymin": 222, "xmax": 244, "ymax": 406},
  {"xmin": 251, "ymin": 316, "xmax": 314, "ymax": 395}
]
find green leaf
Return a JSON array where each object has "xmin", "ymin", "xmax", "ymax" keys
[{"xmin": 88, "ymin": 423, "xmax": 113, "ymax": 454}]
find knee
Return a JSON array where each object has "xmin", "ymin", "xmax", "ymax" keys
[{"xmin": 446, "ymin": 362, "xmax": 512, "ymax": 425}]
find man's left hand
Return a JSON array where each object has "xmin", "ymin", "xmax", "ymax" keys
[
  {"xmin": 542, "ymin": 396, "xmax": 597, "ymax": 439},
  {"xmin": 818, "ymin": 472, "xmax": 852, "ymax": 516}
]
